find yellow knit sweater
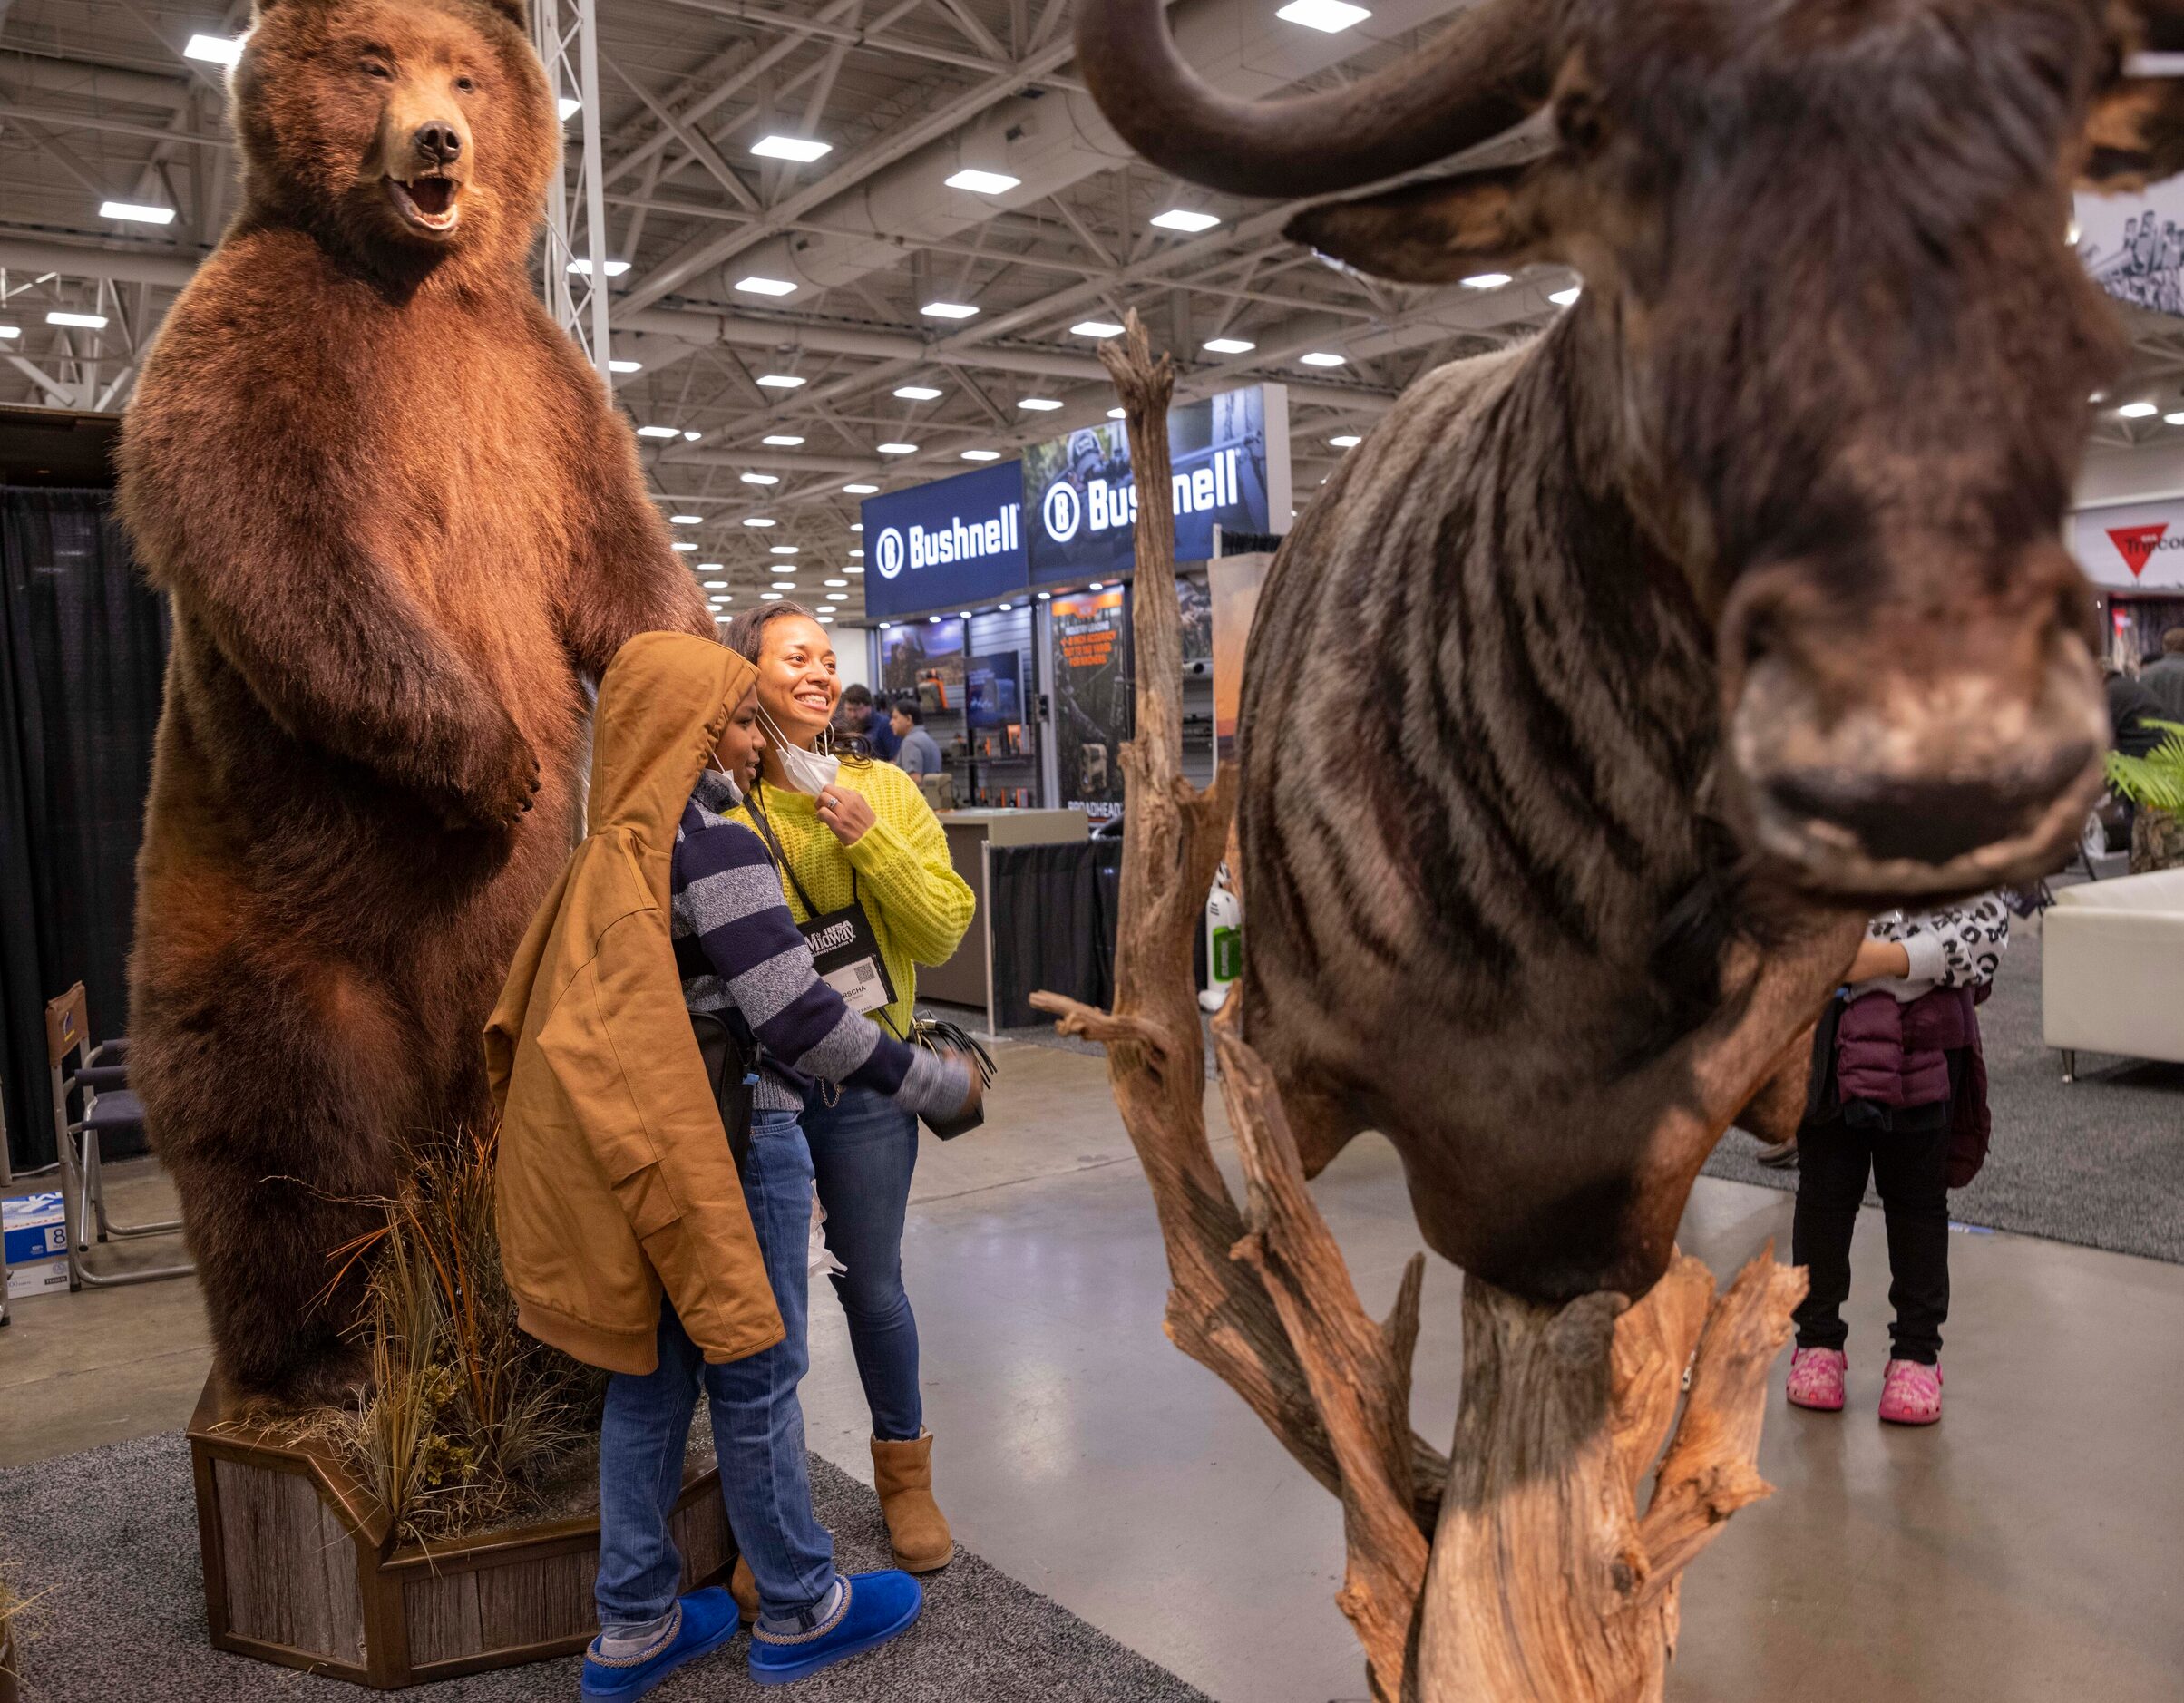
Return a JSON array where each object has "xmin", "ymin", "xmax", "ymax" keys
[{"xmin": 728, "ymin": 759, "xmax": 974, "ymax": 1040}]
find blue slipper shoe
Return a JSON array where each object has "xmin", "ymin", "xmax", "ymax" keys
[
  {"xmin": 747, "ymin": 1570, "xmax": 922, "ymax": 1687},
  {"xmin": 580, "ymin": 1587, "xmax": 740, "ymax": 1699}
]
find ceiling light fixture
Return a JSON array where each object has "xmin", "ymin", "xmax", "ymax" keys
[
  {"xmin": 751, "ymin": 134, "xmax": 831, "ymax": 162},
  {"xmin": 1107, "ymin": 408, "xmax": 1126, "ymax": 420},
  {"xmin": 101, "ymin": 200, "xmax": 175, "ymax": 225},
  {"xmin": 843, "ymin": 482, "xmax": 879, "ymax": 494},
  {"xmin": 877, "ymin": 443, "xmax": 919, "ymax": 454},
  {"xmin": 734, "ymin": 276, "xmax": 797, "ymax": 297},
  {"xmin": 744, "ymin": 517, "xmax": 777, "ymax": 528},
  {"xmin": 566, "ymin": 258, "xmax": 630, "ymax": 277},
  {"xmin": 761, "ymin": 434, "xmax": 805, "ymax": 446},
  {"xmin": 46, "ymin": 310, "xmax": 108, "ymax": 329},
  {"xmin": 184, "ymin": 33, "xmax": 246, "ymax": 66},
  {"xmin": 1018, "ymin": 397, "xmax": 1063, "ymax": 411},
  {"xmin": 824, "ymin": 578, "xmax": 849, "ymax": 588},
  {"xmin": 893, "ymin": 385, "xmax": 943, "ymax": 401},
  {"xmin": 921, "ymin": 301, "xmax": 979, "ymax": 319},
  {"xmin": 1203, "ymin": 336, "xmax": 1255, "ymax": 355},
  {"xmin": 756, "ymin": 374, "xmax": 806, "ymax": 389},
  {"xmin": 761, "ymin": 592, "xmax": 784, "ymax": 601},
  {"xmin": 1276, "ymin": 0, "xmax": 1372, "ymax": 30},
  {"xmin": 1330, "ymin": 433, "xmax": 1362, "ymax": 448},
  {"xmin": 772, "ymin": 580, "xmax": 798, "ymax": 590},
  {"xmin": 770, "ymin": 545, "xmax": 799, "ymax": 554},
  {"xmin": 558, "ymin": 96, "xmax": 581, "ymax": 121},
  {"xmin": 945, "ymin": 168, "xmax": 1020, "ymax": 194},
  {"xmin": 1150, "ymin": 209, "xmax": 1220, "ymax": 233},
  {"xmin": 1299, "ymin": 351, "xmax": 1345, "ymax": 367},
  {"xmin": 635, "ymin": 424, "xmax": 679, "ymax": 438},
  {"xmin": 2120, "ymin": 401, "xmax": 2160, "ymax": 418},
  {"xmin": 741, "ymin": 472, "xmax": 779, "ymax": 485},
  {"xmin": 1072, "ymin": 320, "xmax": 1125, "ymax": 339},
  {"xmin": 0, "ymin": 327, "xmax": 19, "ymax": 340},
  {"xmin": 961, "ymin": 449, "xmax": 1001, "ymax": 461},
  {"xmin": 609, "ymin": 358, "xmax": 642, "ymax": 374},
  {"xmin": 2166, "ymin": 413, "xmax": 2184, "ymax": 426},
  {"xmin": 670, "ymin": 541, "xmax": 697, "ymax": 551}
]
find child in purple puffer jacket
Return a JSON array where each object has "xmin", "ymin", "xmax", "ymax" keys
[{"xmin": 1784, "ymin": 895, "xmax": 2010, "ymax": 1426}]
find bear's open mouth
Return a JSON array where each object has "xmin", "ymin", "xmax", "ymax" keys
[{"xmin": 386, "ymin": 176, "xmax": 462, "ymax": 233}]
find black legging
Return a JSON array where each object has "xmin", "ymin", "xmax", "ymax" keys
[{"xmin": 1791, "ymin": 1110, "xmax": 1952, "ymax": 1366}]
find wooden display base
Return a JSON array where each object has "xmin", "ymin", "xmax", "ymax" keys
[{"xmin": 186, "ymin": 1375, "xmax": 731, "ymax": 1688}]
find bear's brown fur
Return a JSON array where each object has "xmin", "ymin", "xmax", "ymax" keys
[{"xmin": 117, "ymin": 0, "xmax": 708, "ymax": 1405}]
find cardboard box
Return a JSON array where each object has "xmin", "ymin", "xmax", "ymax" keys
[{"xmin": 5, "ymin": 1191, "xmax": 70, "ymax": 1299}]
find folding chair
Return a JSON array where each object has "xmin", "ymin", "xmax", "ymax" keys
[{"xmin": 45, "ymin": 982, "xmax": 191, "ymax": 1289}]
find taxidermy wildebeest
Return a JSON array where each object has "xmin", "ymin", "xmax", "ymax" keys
[{"xmin": 1078, "ymin": 0, "xmax": 2184, "ymax": 1303}]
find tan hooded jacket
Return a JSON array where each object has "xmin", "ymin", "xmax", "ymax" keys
[{"xmin": 485, "ymin": 632, "xmax": 785, "ymax": 1373}]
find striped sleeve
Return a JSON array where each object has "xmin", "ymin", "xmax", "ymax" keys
[{"xmin": 674, "ymin": 813, "xmax": 967, "ymax": 1114}]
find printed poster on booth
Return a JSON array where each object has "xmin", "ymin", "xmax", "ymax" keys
[{"xmin": 1051, "ymin": 589, "xmax": 1133, "ymax": 818}]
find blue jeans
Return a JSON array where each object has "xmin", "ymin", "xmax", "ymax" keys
[
  {"xmin": 803, "ymin": 1084, "xmax": 922, "ymax": 1441},
  {"xmin": 595, "ymin": 1109, "xmax": 837, "ymax": 1628}
]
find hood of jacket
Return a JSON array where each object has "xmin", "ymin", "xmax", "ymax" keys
[{"xmin": 484, "ymin": 632, "xmax": 783, "ymax": 1375}]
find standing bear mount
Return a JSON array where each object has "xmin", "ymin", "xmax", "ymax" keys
[
  {"xmin": 1045, "ymin": 1, "xmax": 2184, "ymax": 1698},
  {"xmin": 119, "ymin": 0, "xmax": 711, "ymax": 1409}
]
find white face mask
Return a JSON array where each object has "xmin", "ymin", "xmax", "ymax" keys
[
  {"xmin": 703, "ymin": 759, "xmax": 744, "ymax": 806},
  {"xmin": 757, "ymin": 705, "xmax": 840, "ymax": 796}
]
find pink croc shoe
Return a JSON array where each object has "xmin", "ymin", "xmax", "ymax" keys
[
  {"xmin": 1786, "ymin": 1347, "xmax": 1847, "ymax": 1412},
  {"xmin": 1879, "ymin": 1358, "xmax": 1943, "ymax": 1425}
]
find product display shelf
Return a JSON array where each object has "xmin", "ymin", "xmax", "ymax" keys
[{"xmin": 185, "ymin": 1375, "xmax": 731, "ymax": 1688}]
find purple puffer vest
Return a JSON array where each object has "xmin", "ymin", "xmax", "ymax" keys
[{"xmin": 1834, "ymin": 986, "xmax": 1974, "ymax": 1108}]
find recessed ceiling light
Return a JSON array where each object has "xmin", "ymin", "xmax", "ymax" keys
[
  {"xmin": 945, "ymin": 168, "xmax": 1020, "ymax": 194},
  {"xmin": 846, "ymin": 564, "xmax": 865, "ymax": 574},
  {"xmin": 961, "ymin": 449, "xmax": 1001, "ymax": 461},
  {"xmin": 1150, "ymin": 209, "xmax": 1220, "ymax": 233},
  {"xmin": 1107, "ymin": 408, "xmax": 1126, "ymax": 420},
  {"xmin": 1276, "ymin": 0, "xmax": 1371, "ymax": 32},
  {"xmin": 559, "ymin": 96, "xmax": 582, "ymax": 122},
  {"xmin": 824, "ymin": 578, "xmax": 849, "ymax": 588},
  {"xmin": 877, "ymin": 443, "xmax": 919, "ymax": 454},
  {"xmin": 756, "ymin": 374, "xmax": 806, "ymax": 389},
  {"xmin": 2166, "ymin": 412, "xmax": 2184, "ymax": 426},
  {"xmin": 682, "ymin": 430, "xmax": 702, "ymax": 442},
  {"xmin": 183, "ymin": 32, "xmax": 245, "ymax": 65},
  {"xmin": 744, "ymin": 517, "xmax": 776, "ymax": 528},
  {"xmin": 1549, "ymin": 285, "xmax": 1583, "ymax": 306},
  {"xmin": 1072, "ymin": 320, "xmax": 1125, "ymax": 339},
  {"xmin": 817, "ymin": 615, "xmax": 835, "ymax": 624},
  {"xmin": 751, "ymin": 134, "xmax": 831, "ymax": 162},
  {"xmin": 1203, "ymin": 337, "xmax": 1254, "ymax": 355},
  {"xmin": 762, "ymin": 592, "xmax": 784, "ymax": 601},
  {"xmin": 852, "ymin": 522, "xmax": 863, "ymax": 531},
  {"xmin": 762, "ymin": 434, "xmax": 805, "ymax": 447},
  {"xmin": 1299, "ymin": 351, "xmax": 1345, "ymax": 367},
  {"xmin": 1330, "ymin": 433, "xmax": 1362, "ymax": 448},
  {"xmin": 2120, "ymin": 401, "xmax": 2160, "ymax": 418},
  {"xmin": 671, "ymin": 541, "xmax": 697, "ymax": 551},
  {"xmin": 636, "ymin": 424, "xmax": 679, "ymax": 438},
  {"xmin": 47, "ymin": 311, "xmax": 109, "ymax": 329},
  {"xmin": 770, "ymin": 545, "xmax": 799, "ymax": 554},
  {"xmin": 921, "ymin": 301, "xmax": 979, "ymax": 320},
  {"xmin": 1018, "ymin": 397, "xmax": 1064, "ymax": 411},
  {"xmin": 849, "ymin": 548, "xmax": 864, "ymax": 556},
  {"xmin": 843, "ymin": 482, "xmax": 879, "ymax": 494},
  {"xmin": 566, "ymin": 258, "xmax": 631, "ymax": 277},
  {"xmin": 826, "ymin": 593, "xmax": 848, "ymax": 602},
  {"xmin": 0, "ymin": 327, "xmax": 18, "ymax": 340},
  {"xmin": 894, "ymin": 385, "xmax": 943, "ymax": 401},
  {"xmin": 102, "ymin": 200, "xmax": 175, "ymax": 225},
  {"xmin": 670, "ymin": 513, "xmax": 702, "ymax": 524},
  {"xmin": 609, "ymin": 358, "xmax": 642, "ymax": 374},
  {"xmin": 741, "ymin": 472, "xmax": 780, "ymax": 485},
  {"xmin": 1461, "ymin": 271, "xmax": 1513, "ymax": 289},
  {"xmin": 735, "ymin": 276, "xmax": 797, "ymax": 297},
  {"xmin": 772, "ymin": 579, "xmax": 798, "ymax": 590}
]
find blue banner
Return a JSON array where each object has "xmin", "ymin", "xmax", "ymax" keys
[
  {"xmin": 860, "ymin": 461, "xmax": 1029, "ymax": 618},
  {"xmin": 1023, "ymin": 384, "xmax": 1290, "ymax": 585}
]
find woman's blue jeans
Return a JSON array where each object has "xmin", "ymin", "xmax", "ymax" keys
[
  {"xmin": 803, "ymin": 1083, "xmax": 923, "ymax": 1441},
  {"xmin": 594, "ymin": 1109, "xmax": 838, "ymax": 1628}
]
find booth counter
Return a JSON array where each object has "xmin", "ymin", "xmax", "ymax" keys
[{"xmin": 923, "ymin": 809, "xmax": 1091, "ymax": 1015}]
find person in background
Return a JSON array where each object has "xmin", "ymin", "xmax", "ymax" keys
[
  {"xmin": 2108, "ymin": 663, "xmax": 2167, "ymax": 760},
  {"xmin": 2142, "ymin": 627, "xmax": 2184, "ymax": 722},
  {"xmin": 865, "ymin": 688, "xmax": 902, "ymax": 763},
  {"xmin": 835, "ymin": 683, "xmax": 893, "ymax": 762},
  {"xmin": 891, "ymin": 701, "xmax": 944, "ymax": 778},
  {"xmin": 1784, "ymin": 896, "xmax": 2009, "ymax": 1428}
]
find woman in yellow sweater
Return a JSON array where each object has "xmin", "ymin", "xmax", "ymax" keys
[{"xmin": 721, "ymin": 604, "xmax": 974, "ymax": 1576}]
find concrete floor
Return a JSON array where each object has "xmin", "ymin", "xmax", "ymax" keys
[{"xmin": 5, "ymin": 1042, "xmax": 2181, "ymax": 1702}]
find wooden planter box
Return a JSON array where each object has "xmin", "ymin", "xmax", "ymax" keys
[{"xmin": 187, "ymin": 1375, "xmax": 731, "ymax": 1688}]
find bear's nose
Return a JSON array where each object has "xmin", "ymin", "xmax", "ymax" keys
[{"xmin": 413, "ymin": 122, "xmax": 463, "ymax": 167}]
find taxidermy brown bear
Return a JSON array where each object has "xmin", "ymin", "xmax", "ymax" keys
[{"xmin": 117, "ymin": 0, "xmax": 708, "ymax": 1405}]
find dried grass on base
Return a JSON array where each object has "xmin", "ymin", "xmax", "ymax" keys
[{"xmin": 302, "ymin": 1129, "xmax": 605, "ymax": 1547}]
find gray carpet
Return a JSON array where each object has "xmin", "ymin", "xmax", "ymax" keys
[
  {"xmin": 0, "ymin": 1430, "xmax": 1211, "ymax": 1703},
  {"xmin": 1706, "ymin": 920, "xmax": 2184, "ymax": 1265}
]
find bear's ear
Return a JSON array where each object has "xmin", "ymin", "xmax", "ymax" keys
[{"xmin": 478, "ymin": 0, "xmax": 530, "ymax": 30}]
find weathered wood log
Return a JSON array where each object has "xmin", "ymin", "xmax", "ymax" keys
[{"xmin": 1036, "ymin": 311, "xmax": 1806, "ymax": 1703}]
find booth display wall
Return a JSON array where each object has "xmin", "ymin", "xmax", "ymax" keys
[{"xmin": 1, "ymin": 485, "xmax": 168, "ymax": 1172}]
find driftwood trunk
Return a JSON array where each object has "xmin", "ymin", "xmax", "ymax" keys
[{"xmin": 1036, "ymin": 314, "xmax": 1803, "ymax": 1702}]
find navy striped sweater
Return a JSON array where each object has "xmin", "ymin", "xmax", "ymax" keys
[{"xmin": 671, "ymin": 769, "xmax": 964, "ymax": 1116}]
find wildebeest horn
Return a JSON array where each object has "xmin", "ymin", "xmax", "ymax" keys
[{"xmin": 1074, "ymin": 0, "xmax": 1559, "ymax": 199}]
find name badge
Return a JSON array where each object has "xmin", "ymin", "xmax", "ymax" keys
[{"xmin": 799, "ymin": 901, "xmax": 896, "ymax": 1017}]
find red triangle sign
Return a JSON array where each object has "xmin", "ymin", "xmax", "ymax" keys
[{"xmin": 2109, "ymin": 523, "xmax": 2168, "ymax": 579}]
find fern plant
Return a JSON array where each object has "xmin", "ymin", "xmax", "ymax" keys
[{"xmin": 2107, "ymin": 718, "xmax": 2184, "ymax": 813}]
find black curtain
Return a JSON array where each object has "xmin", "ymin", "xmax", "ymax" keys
[
  {"xmin": 987, "ymin": 837, "xmax": 1126, "ymax": 1029},
  {"xmin": 1, "ymin": 487, "xmax": 171, "ymax": 1171}
]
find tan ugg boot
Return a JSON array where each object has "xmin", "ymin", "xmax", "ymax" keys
[
  {"xmin": 729, "ymin": 1555, "xmax": 758, "ymax": 1624},
  {"xmin": 870, "ymin": 1429, "xmax": 952, "ymax": 1572}
]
